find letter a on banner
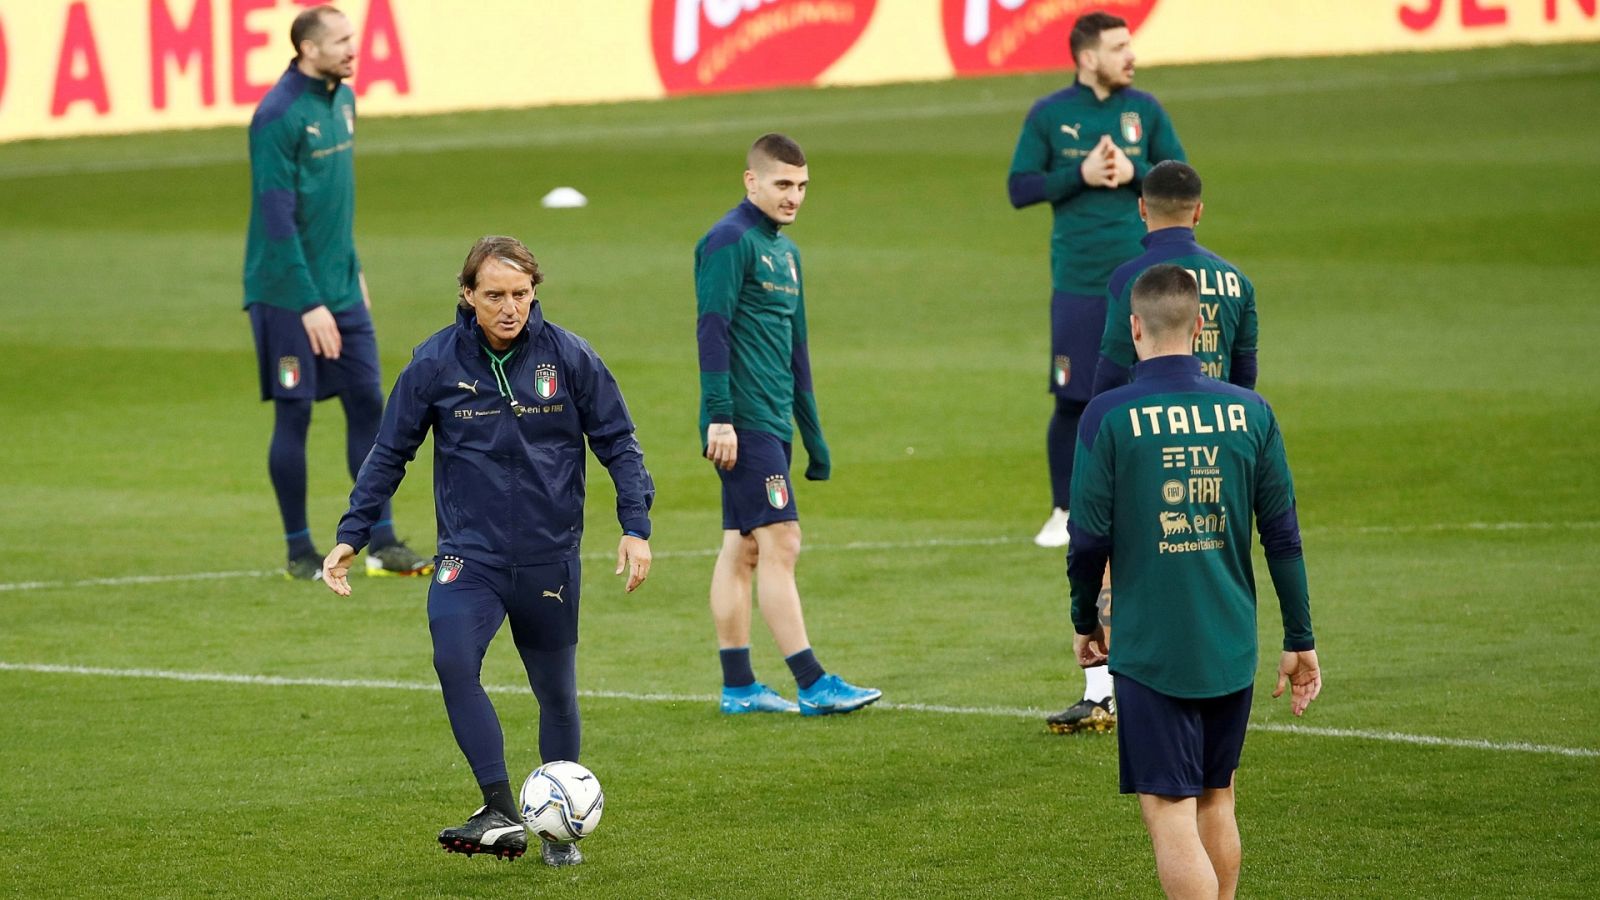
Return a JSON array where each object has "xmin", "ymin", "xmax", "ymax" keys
[
  {"xmin": 52, "ymin": 1, "xmax": 111, "ymax": 116},
  {"xmin": 355, "ymin": 0, "xmax": 410, "ymax": 97}
]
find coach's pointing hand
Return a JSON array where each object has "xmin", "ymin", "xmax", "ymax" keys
[{"xmin": 323, "ymin": 543, "xmax": 358, "ymax": 596}]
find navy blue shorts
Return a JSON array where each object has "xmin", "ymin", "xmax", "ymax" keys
[
  {"xmin": 1115, "ymin": 674, "xmax": 1252, "ymax": 797},
  {"xmin": 427, "ymin": 556, "xmax": 581, "ymax": 652},
  {"xmin": 718, "ymin": 429, "xmax": 798, "ymax": 534},
  {"xmin": 249, "ymin": 303, "xmax": 381, "ymax": 402},
  {"xmin": 1048, "ymin": 290, "xmax": 1107, "ymax": 402}
]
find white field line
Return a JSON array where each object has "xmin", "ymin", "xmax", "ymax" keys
[
  {"xmin": 3, "ymin": 661, "xmax": 1595, "ymax": 759},
  {"xmin": 1, "ymin": 59, "xmax": 1594, "ymax": 180},
  {"xmin": 1, "ymin": 522, "xmax": 1595, "ymax": 594},
  {"xmin": 1248, "ymin": 723, "xmax": 1600, "ymax": 760}
]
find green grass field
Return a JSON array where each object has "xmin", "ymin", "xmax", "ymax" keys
[{"xmin": 2, "ymin": 43, "xmax": 1598, "ymax": 898}]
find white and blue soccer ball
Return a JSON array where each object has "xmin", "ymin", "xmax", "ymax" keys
[{"xmin": 520, "ymin": 760, "xmax": 604, "ymax": 843}]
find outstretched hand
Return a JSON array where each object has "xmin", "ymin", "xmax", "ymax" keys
[
  {"xmin": 1274, "ymin": 649, "xmax": 1322, "ymax": 716},
  {"xmin": 323, "ymin": 543, "xmax": 358, "ymax": 596}
]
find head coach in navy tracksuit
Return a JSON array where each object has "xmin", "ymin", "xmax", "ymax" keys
[{"xmin": 323, "ymin": 235, "xmax": 654, "ymax": 867}]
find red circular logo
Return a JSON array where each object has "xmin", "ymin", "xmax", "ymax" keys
[
  {"xmin": 650, "ymin": 0, "xmax": 877, "ymax": 94},
  {"xmin": 940, "ymin": 0, "xmax": 1159, "ymax": 75}
]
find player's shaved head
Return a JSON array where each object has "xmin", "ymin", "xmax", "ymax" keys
[
  {"xmin": 1069, "ymin": 12, "xmax": 1128, "ymax": 59},
  {"xmin": 458, "ymin": 236, "xmax": 544, "ymax": 308},
  {"xmin": 1142, "ymin": 161, "xmax": 1203, "ymax": 220},
  {"xmin": 290, "ymin": 5, "xmax": 342, "ymax": 57},
  {"xmin": 1131, "ymin": 264, "xmax": 1199, "ymax": 339},
  {"xmin": 747, "ymin": 133, "xmax": 806, "ymax": 173}
]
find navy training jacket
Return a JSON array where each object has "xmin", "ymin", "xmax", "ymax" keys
[{"xmin": 337, "ymin": 304, "xmax": 654, "ymax": 566}]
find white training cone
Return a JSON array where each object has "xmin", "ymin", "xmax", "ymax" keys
[{"xmin": 540, "ymin": 187, "xmax": 588, "ymax": 209}]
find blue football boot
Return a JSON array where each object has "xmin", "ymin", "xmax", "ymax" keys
[
  {"xmin": 797, "ymin": 673, "xmax": 882, "ymax": 717},
  {"xmin": 720, "ymin": 682, "xmax": 799, "ymax": 714}
]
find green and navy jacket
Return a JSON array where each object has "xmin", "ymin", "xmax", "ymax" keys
[
  {"xmin": 1008, "ymin": 82, "xmax": 1185, "ymax": 296},
  {"xmin": 1067, "ymin": 355, "xmax": 1313, "ymax": 699},
  {"xmin": 337, "ymin": 305, "xmax": 654, "ymax": 566},
  {"xmin": 694, "ymin": 199, "xmax": 829, "ymax": 479},
  {"xmin": 1094, "ymin": 227, "xmax": 1258, "ymax": 394},
  {"xmin": 243, "ymin": 62, "xmax": 362, "ymax": 313}
]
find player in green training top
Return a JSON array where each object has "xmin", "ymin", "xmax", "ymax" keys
[
  {"xmin": 1049, "ymin": 161, "xmax": 1261, "ymax": 737},
  {"xmin": 1010, "ymin": 9, "xmax": 1185, "ymax": 740},
  {"xmin": 1093, "ymin": 160, "xmax": 1258, "ymax": 396},
  {"xmin": 243, "ymin": 4, "xmax": 427, "ymax": 581},
  {"xmin": 1067, "ymin": 265, "xmax": 1322, "ymax": 900},
  {"xmin": 1008, "ymin": 10, "xmax": 1186, "ymax": 552},
  {"xmin": 695, "ymin": 134, "xmax": 881, "ymax": 718}
]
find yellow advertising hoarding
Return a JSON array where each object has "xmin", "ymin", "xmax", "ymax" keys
[{"xmin": 0, "ymin": 0, "xmax": 1594, "ymax": 142}]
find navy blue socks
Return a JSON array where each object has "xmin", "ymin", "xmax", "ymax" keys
[
  {"xmin": 269, "ymin": 398, "xmax": 313, "ymax": 560},
  {"xmin": 270, "ymin": 392, "xmax": 396, "ymax": 558},
  {"xmin": 340, "ymin": 386, "xmax": 396, "ymax": 548},
  {"xmin": 785, "ymin": 648, "xmax": 824, "ymax": 690},
  {"xmin": 480, "ymin": 779, "xmax": 518, "ymax": 820},
  {"xmin": 284, "ymin": 528, "xmax": 316, "ymax": 560},
  {"xmin": 720, "ymin": 647, "xmax": 756, "ymax": 688},
  {"xmin": 1047, "ymin": 397, "xmax": 1084, "ymax": 510}
]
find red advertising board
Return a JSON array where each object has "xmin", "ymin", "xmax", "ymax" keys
[
  {"xmin": 650, "ymin": 0, "xmax": 876, "ymax": 94},
  {"xmin": 941, "ymin": 0, "xmax": 1159, "ymax": 75}
]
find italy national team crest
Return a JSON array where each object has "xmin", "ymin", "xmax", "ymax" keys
[
  {"xmin": 342, "ymin": 104, "xmax": 355, "ymax": 135},
  {"xmin": 1053, "ymin": 355, "xmax": 1071, "ymax": 388},
  {"xmin": 534, "ymin": 364, "xmax": 558, "ymax": 401},
  {"xmin": 435, "ymin": 556, "xmax": 464, "ymax": 585},
  {"xmin": 1121, "ymin": 111, "xmax": 1143, "ymax": 144},
  {"xmin": 278, "ymin": 356, "xmax": 301, "ymax": 389},
  {"xmin": 765, "ymin": 474, "xmax": 790, "ymax": 509}
]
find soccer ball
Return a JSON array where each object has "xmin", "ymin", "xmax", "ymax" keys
[{"xmin": 520, "ymin": 760, "xmax": 604, "ymax": 843}]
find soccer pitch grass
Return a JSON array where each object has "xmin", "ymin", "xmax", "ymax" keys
[{"xmin": 2, "ymin": 42, "xmax": 1598, "ymax": 898}]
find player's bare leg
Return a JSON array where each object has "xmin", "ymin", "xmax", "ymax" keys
[
  {"xmin": 1196, "ymin": 783, "xmax": 1240, "ymax": 900},
  {"xmin": 751, "ymin": 521, "xmax": 811, "ymax": 655},
  {"xmin": 711, "ymin": 530, "xmax": 759, "ymax": 648},
  {"xmin": 745, "ymin": 520, "xmax": 880, "ymax": 716},
  {"xmin": 712, "ymin": 530, "xmax": 796, "ymax": 713},
  {"xmin": 1138, "ymin": 793, "xmax": 1220, "ymax": 900}
]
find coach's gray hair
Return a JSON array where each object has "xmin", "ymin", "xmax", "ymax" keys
[{"xmin": 457, "ymin": 236, "xmax": 544, "ymax": 309}]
